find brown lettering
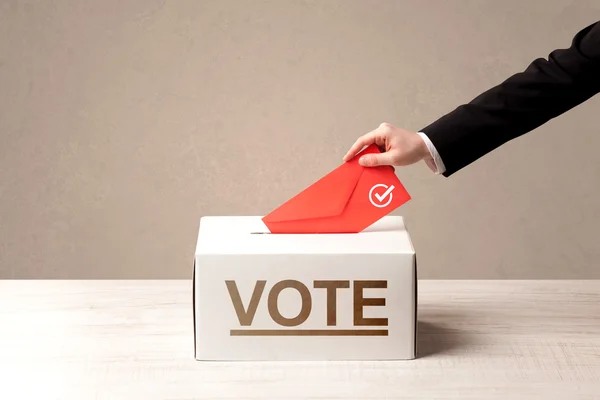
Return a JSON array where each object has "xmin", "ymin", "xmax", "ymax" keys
[
  {"xmin": 313, "ymin": 280, "xmax": 350, "ymax": 326},
  {"xmin": 225, "ymin": 280, "xmax": 266, "ymax": 326},
  {"xmin": 227, "ymin": 279, "xmax": 389, "ymax": 331},
  {"xmin": 268, "ymin": 280, "xmax": 311, "ymax": 327},
  {"xmin": 353, "ymin": 280, "xmax": 388, "ymax": 326}
]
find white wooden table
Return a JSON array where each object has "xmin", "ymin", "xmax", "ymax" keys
[{"xmin": 1, "ymin": 280, "xmax": 599, "ymax": 399}]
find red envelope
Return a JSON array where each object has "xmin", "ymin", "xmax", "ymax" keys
[{"xmin": 262, "ymin": 144, "xmax": 411, "ymax": 234}]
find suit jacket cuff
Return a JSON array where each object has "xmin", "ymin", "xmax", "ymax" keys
[{"xmin": 416, "ymin": 131, "xmax": 447, "ymax": 175}]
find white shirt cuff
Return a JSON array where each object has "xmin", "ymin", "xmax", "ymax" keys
[{"xmin": 416, "ymin": 131, "xmax": 446, "ymax": 175}]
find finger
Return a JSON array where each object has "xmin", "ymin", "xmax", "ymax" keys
[
  {"xmin": 358, "ymin": 151, "xmax": 396, "ymax": 167},
  {"xmin": 343, "ymin": 130, "xmax": 379, "ymax": 161},
  {"xmin": 343, "ymin": 134, "xmax": 375, "ymax": 161}
]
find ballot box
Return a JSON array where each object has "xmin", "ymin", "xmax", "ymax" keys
[{"xmin": 192, "ymin": 215, "xmax": 417, "ymax": 361}]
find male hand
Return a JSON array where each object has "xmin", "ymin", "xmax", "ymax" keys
[{"xmin": 343, "ymin": 122, "xmax": 436, "ymax": 172}]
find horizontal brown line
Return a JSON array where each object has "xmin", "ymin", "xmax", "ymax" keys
[{"xmin": 230, "ymin": 329, "xmax": 388, "ymax": 336}]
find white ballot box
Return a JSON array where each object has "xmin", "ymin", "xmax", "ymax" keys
[{"xmin": 192, "ymin": 215, "xmax": 417, "ymax": 361}]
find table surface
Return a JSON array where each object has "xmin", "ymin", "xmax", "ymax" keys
[{"xmin": 1, "ymin": 280, "xmax": 599, "ymax": 400}]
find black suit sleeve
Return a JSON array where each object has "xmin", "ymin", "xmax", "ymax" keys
[{"xmin": 421, "ymin": 21, "xmax": 600, "ymax": 177}]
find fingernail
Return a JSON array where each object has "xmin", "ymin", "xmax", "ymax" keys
[{"xmin": 359, "ymin": 156, "xmax": 366, "ymax": 166}]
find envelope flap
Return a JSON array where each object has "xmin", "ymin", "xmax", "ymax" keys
[{"xmin": 263, "ymin": 158, "xmax": 365, "ymax": 222}]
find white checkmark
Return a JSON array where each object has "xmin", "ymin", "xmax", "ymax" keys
[{"xmin": 374, "ymin": 185, "xmax": 395, "ymax": 203}]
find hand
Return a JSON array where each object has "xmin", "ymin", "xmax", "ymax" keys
[{"xmin": 343, "ymin": 122, "xmax": 435, "ymax": 171}]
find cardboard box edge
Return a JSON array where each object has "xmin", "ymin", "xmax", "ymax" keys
[
  {"xmin": 192, "ymin": 217, "xmax": 203, "ymax": 361},
  {"xmin": 192, "ymin": 257, "xmax": 197, "ymax": 360},
  {"xmin": 413, "ymin": 252, "xmax": 418, "ymax": 359},
  {"xmin": 402, "ymin": 216, "xmax": 418, "ymax": 360}
]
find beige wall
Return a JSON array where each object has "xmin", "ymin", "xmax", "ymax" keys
[{"xmin": 1, "ymin": 0, "xmax": 599, "ymax": 279}]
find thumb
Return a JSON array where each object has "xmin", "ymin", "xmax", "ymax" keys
[{"xmin": 358, "ymin": 152, "xmax": 395, "ymax": 167}]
